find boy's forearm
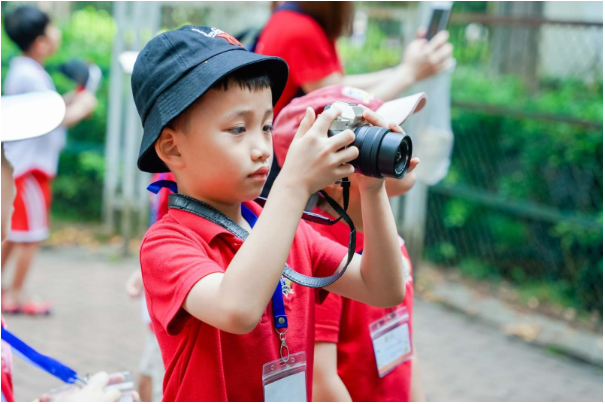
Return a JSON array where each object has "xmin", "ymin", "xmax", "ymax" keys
[
  {"xmin": 358, "ymin": 184, "xmax": 405, "ymax": 307},
  {"xmin": 218, "ymin": 179, "xmax": 309, "ymax": 328},
  {"xmin": 410, "ymin": 351, "xmax": 426, "ymax": 401}
]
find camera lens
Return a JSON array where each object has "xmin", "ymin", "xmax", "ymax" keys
[{"xmin": 350, "ymin": 126, "xmax": 413, "ymax": 179}]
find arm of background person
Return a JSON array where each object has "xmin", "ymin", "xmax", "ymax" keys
[
  {"xmin": 312, "ymin": 342, "xmax": 353, "ymax": 402},
  {"xmin": 61, "ymin": 90, "xmax": 97, "ymax": 127},
  {"xmin": 410, "ymin": 345, "xmax": 427, "ymax": 402}
]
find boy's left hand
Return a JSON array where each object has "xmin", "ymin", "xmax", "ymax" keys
[{"xmin": 356, "ymin": 107, "xmax": 420, "ymax": 191}]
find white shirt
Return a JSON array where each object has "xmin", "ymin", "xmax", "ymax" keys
[{"xmin": 3, "ymin": 56, "xmax": 67, "ymax": 178}]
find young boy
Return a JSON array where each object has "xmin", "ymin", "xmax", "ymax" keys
[
  {"xmin": 133, "ymin": 26, "xmax": 408, "ymax": 401},
  {"xmin": 272, "ymin": 85, "xmax": 426, "ymax": 401},
  {"xmin": 1, "ymin": 91, "xmax": 122, "ymax": 402},
  {"xmin": 1, "ymin": 5, "xmax": 97, "ymax": 315}
]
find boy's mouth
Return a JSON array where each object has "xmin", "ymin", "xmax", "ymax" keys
[{"xmin": 248, "ymin": 166, "xmax": 269, "ymax": 180}]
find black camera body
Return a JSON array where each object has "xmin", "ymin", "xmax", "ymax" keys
[{"xmin": 324, "ymin": 102, "xmax": 413, "ymax": 179}]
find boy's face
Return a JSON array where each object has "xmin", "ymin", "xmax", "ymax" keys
[
  {"xmin": 34, "ymin": 24, "xmax": 61, "ymax": 57},
  {"xmin": 1, "ymin": 150, "xmax": 16, "ymax": 242},
  {"xmin": 166, "ymin": 85, "xmax": 274, "ymax": 204}
]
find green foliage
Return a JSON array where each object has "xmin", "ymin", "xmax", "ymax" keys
[{"xmin": 339, "ymin": 19, "xmax": 603, "ymax": 314}]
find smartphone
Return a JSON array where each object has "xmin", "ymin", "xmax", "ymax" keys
[{"xmin": 426, "ymin": 1, "xmax": 453, "ymax": 41}]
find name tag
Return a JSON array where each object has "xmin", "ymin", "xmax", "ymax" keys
[
  {"xmin": 369, "ymin": 306, "xmax": 412, "ymax": 378},
  {"xmin": 262, "ymin": 352, "xmax": 307, "ymax": 402}
]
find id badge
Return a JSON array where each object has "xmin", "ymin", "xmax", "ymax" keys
[
  {"xmin": 369, "ymin": 306, "xmax": 412, "ymax": 378},
  {"xmin": 262, "ymin": 351, "xmax": 307, "ymax": 402}
]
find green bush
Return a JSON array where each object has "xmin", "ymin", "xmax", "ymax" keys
[{"xmin": 338, "ymin": 20, "xmax": 603, "ymax": 314}]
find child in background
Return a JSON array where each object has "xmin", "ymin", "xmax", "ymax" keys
[
  {"xmin": 124, "ymin": 172, "xmax": 175, "ymax": 402},
  {"xmin": 1, "ymin": 5, "xmax": 97, "ymax": 315},
  {"xmin": 272, "ymin": 85, "xmax": 426, "ymax": 401}
]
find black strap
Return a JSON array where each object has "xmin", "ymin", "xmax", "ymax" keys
[{"xmin": 168, "ymin": 184, "xmax": 355, "ymax": 289}]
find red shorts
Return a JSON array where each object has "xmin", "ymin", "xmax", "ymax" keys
[{"xmin": 9, "ymin": 170, "xmax": 52, "ymax": 243}]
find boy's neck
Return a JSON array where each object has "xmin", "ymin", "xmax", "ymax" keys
[{"xmin": 22, "ymin": 51, "xmax": 45, "ymax": 65}]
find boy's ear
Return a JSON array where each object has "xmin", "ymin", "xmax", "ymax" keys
[{"xmin": 155, "ymin": 128, "xmax": 184, "ymax": 170}]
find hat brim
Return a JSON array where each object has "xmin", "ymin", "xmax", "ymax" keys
[
  {"xmin": 137, "ymin": 49, "xmax": 288, "ymax": 173},
  {"xmin": 1, "ymin": 91, "xmax": 66, "ymax": 142},
  {"xmin": 375, "ymin": 92, "xmax": 427, "ymax": 127}
]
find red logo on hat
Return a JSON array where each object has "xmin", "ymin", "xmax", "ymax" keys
[{"xmin": 217, "ymin": 32, "xmax": 243, "ymax": 47}]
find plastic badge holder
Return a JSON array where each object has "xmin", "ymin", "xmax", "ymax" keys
[
  {"xmin": 369, "ymin": 306, "xmax": 413, "ymax": 378},
  {"xmin": 262, "ymin": 352, "xmax": 307, "ymax": 402}
]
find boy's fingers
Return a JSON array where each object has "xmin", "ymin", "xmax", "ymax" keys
[
  {"xmin": 388, "ymin": 122, "xmax": 405, "ymax": 134},
  {"xmin": 361, "ymin": 108, "xmax": 389, "ymax": 128},
  {"xmin": 327, "ymin": 129, "xmax": 355, "ymax": 151},
  {"xmin": 86, "ymin": 372, "xmax": 110, "ymax": 390},
  {"xmin": 334, "ymin": 145, "xmax": 359, "ymax": 166},
  {"xmin": 293, "ymin": 107, "xmax": 315, "ymax": 141},
  {"xmin": 429, "ymin": 43, "xmax": 453, "ymax": 65},
  {"xmin": 334, "ymin": 164, "xmax": 356, "ymax": 178},
  {"xmin": 427, "ymin": 30, "xmax": 449, "ymax": 52},
  {"xmin": 407, "ymin": 157, "xmax": 420, "ymax": 174},
  {"xmin": 103, "ymin": 387, "xmax": 121, "ymax": 402},
  {"xmin": 313, "ymin": 105, "xmax": 343, "ymax": 136}
]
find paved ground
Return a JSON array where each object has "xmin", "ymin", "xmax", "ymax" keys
[{"xmin": 2, "ymin": 247, "xmax": 602, "ymax": 402}]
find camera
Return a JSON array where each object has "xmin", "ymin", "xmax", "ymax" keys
[{"xmin": 324, "ymin": 102, "xmax": 413, "ymax": 179}]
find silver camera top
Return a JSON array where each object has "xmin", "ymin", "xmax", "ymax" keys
[{"xmin": 328, "ymin": 102, "xmax": 368, "ymax": 131}]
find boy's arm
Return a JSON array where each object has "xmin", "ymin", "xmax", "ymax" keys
[
  {"xmin": 61, "ymin": 90, "xmax": 97, "ymax": 127},
  {"xmin": 183, "ymin": 107, "xmax": 359, "ymax": 334},
  {"xmin": 324, "ymin": 109, "xmax": 408, "ymax": 308},
  {"xmin": 410, "ymin": 346, "xmax": 427, "ymax": 401},
  {"xmin": 312, "ymin": 342, "xmax": 352, "ymax": 402}
]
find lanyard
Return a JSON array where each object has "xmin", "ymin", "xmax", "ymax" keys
[
  {"xmin": 1, "ymin": 327, "xmax": 85, "ymax": 385},
  {"xmin": 161, "ymin": 185, "xmax": 356, "ymax": 291}
]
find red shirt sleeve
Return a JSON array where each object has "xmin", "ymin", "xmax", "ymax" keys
[
  {"xmin": 140, "ymin": 220, "xmax": 225, "ymax": 335},
  {"xmin": 314, "ymin": 289, "xmax": 343, "ymax": 343},
  {"xmin": 257, "ymin": 11, "xmax": 343, "ymax": 86}
]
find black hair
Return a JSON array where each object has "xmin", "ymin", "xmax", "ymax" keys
[
  {"xmin": 168, "ymin": 65, "xmax": 272, "ymax": 132},
  {"xmin": 210, "ymin": 64, "xmax": 272, "ymax": 93},
  {"xmin": 4, "ymin": 6, "xmax": 51, "ymax": 52}
]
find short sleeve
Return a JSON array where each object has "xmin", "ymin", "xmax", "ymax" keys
[
  {"xmin": 299, "ymin": 221, "xmax": 348, "ymax": 278},
  {"xmin": 314, "ymin": 290, "xmax": 343, "ymax": 343},
  {"xmin": 140, "ymin": 221, "xmax": 225, "ymax": 335},
  {"xmin": 258, "ymin": 12, "xmax": 342, "ymax": 87},
  {"xmin": 284, "ymin": 27, "xmax": 342, "ymax": 86}
]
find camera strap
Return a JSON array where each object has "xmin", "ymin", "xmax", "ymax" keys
[{"xmin": 166, "ymin": 184, "xmax": 355, "ymax": 289}]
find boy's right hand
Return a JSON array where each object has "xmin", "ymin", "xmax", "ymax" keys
[
  {"xmin": 125, "ymin": 270, "xmax": 144, "ymax": 298},
  {"xmin": 278, "ymin": 106, "xmax": 359, "ymax": 197}
]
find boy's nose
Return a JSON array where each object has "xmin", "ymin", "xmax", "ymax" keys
[{"xmin": 252, "ymin": 137, "xmax": 271, "ymax": 162}]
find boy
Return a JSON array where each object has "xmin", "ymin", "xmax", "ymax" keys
[
  {"xmin": 1, "ymin": 91, "xmax": 122, "ymax": 402},
  {"xmin": 133, "ymin": 26, "xmax": 407, "ymax": 401},
  {"xmin": 1, "ymin": 5, "xmax": 97, "ymax": 315},
  {"xmin": 272, "ymin": 85, "xmax": 426, "ymax": 401}
]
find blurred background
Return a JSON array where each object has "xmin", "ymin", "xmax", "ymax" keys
[{"xmin": 1, "ymin": 1, "xmax": 602, "ymax": 402}]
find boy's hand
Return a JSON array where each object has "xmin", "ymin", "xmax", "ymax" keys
[
  {"xmin": 125, "ymin": 270, "xmax": 143, "ymax": 298},
  {"xmin": 278, "ymin": 106, "xmax": 358, "ymax": 197},
  {"xmin": 399, "ymin": 29, "xmax": 453, "ymax": 83},
  {"xmin": 356, "ymin": 107, "xmax": 420, "ymax": 192}
]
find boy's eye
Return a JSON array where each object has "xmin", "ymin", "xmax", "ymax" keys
[
  {"xmin": 229, "ymin": 126, "xmax": 246, "ymax": 135},
  {"xmin": 263, "ymin": 124, "xmax": 274, "ymax": 134}
]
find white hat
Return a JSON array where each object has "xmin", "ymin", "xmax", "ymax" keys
[{"xmin": 1, "ymin": 91, "xmax": 66, "ymax": 142}]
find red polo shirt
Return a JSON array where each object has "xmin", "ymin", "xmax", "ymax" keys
[
  {"xmin": 256, "ymin": 10, "xmax": 343, "ymax": 116},
  {"xmin": 140, "ymin": 200, "xmax": 348, "ymax": 401},
  {"xmin": 310, "ymin": 207, "xmax": 415, "ymax": 402}
]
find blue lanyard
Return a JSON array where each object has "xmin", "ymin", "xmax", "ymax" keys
[
  {"xmin": 241, "ymin": 204, "xmax": 288, "ymax": 329},
  {"xmin": 1, "ymin": 327, "xmax": 84, "ymax": 385}
]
